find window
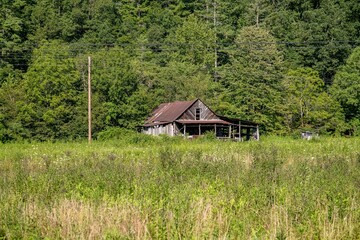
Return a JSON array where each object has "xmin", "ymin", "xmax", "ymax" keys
[{"xmin": 195, "ymin": 108, "xmax": 201, "ymax": 120}]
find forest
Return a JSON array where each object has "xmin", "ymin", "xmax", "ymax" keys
[{"xmin": 1, "ymin": 0, "xmax": 360, "ymax": 141}]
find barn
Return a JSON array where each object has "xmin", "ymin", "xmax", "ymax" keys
[{"xmin": 142, "ymin": 99, "xmax": 259, "ymax": 141}]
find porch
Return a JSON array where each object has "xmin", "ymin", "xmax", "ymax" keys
[{"xmin": 176, "ymin": 119, "xmax": 259, "ymax": 141}]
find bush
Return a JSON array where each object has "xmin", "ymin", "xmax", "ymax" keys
[{"xmin": 96, "ymin": 127, "xmax": 138, "ymax": 140}]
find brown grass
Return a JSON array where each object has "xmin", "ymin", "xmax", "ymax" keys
[
  {"xmin": 23, "ymin": 198, "xmax": 149, "ymax": 239},
  {"xmin": 264, "ymin": 197, "xmax": 359, "ymax": 240}
]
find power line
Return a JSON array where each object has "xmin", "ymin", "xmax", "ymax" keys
[
  {"xmin": 1, "ymin": 40, "xmax": 358, "ymax": 71},
  {"xmin": 0, "ymin": 40, "xmax": 359, "ymax": 48},
  {"xmin": 1, "ymin": 42, "xmax": 358, "ymax": 61}
]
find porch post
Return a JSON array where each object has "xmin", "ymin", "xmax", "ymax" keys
[
  {"xmin": 246, "ymin": 127, "xmax": 250, "ymax": 141},
  {"xmin": 229, "ymin": 125, "xmax": 232, "ymax": 138},
  {"xmin": 256, "ymin": 124, "xmax": 260, "ymax": 141},
  {"xmin": 199, "ymin": 124, "xmax": 201, "ymax": 136},
  {"xmin": 239, "ymin": 121, "xmax": 241, "ymax": 141},
  {"xmin": 184, "ymin": 124, "xmax": 186, "ymax": 138}
]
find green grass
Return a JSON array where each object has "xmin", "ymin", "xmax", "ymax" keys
[{"xmin": 0, "ymin": 136, "xmax": 359, "ymax": 239}]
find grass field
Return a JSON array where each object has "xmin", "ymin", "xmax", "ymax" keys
[{"xmin": 0, "ymin": 135, "xmax": 359, "ymax": 239}]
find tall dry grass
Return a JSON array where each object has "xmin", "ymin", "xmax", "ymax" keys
[
  {"xmin": 23, "ymin": 199, "xmax": 149, "ymax": 239},
  {"xmin": 0, "ymin": 136, "xmax": 359, "ymax": 239}
]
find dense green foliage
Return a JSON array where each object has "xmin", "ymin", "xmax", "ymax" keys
[
  {"xmin": 0, "ymin": 137, "xmax": 359, "ymax": 238},
  {"xmin": 1, "ymin": 0, "xmax": 359, "ymax": 141},
  {"xmin": 331, "ymin": 47, "xmax": 360, "ymax": 135}
]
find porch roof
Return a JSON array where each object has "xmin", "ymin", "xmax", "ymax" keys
[
  {"xmin": 218, "ymin": 115, "xmax": 258, "ymax": 126},
  {"xmin": 143, "ymin": 121, "xmax": 170, "ymax": 127}
]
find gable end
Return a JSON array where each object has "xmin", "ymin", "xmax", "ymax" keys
[{"xmin": 178, "ymin": 99, "xmax": 219, "ymax": 120}]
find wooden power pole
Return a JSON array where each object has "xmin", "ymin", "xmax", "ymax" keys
[{"xmin": 88, "ymin": 56, "xmax": 92, "ymax": 143}]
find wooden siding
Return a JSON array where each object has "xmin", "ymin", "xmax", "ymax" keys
[
  {"xmin": 178, "ymin": 100, "xmax": 218, "ymax": 120},
  {"xmin": 143, "ymin": 124, "xmax": 174, "ymax": 136}
]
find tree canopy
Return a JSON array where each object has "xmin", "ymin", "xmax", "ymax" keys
[
  {"xmin": 331, "ymin": 47, "xmax": 360, "ymax": 135},
  {"xmin": 0, "ymin": 0, "xmax": 359, "ymax": 141}
]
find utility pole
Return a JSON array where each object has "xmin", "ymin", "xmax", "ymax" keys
[{"xmin": 88, "ymin": 56, "xmax": 92, "ymax": 144}]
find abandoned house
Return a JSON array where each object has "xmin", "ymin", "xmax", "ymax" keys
[{"xmin": 142, "ymin": 99, "xmax": 259, "ymax": 141}]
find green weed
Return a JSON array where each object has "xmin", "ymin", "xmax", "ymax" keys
[{"xmin": 0, "ymin": 136, "xmax": 359, "ymax": 239}]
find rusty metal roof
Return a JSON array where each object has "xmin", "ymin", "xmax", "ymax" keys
[
  {"xmin": 144, "ymin": 99, "xmax": 197, "ymax": 125},
  {"xmin": 143, "ymin": 99, "xmax": 258, "ymax": 127},
  {"xmin": 176, "ymin": 120, "xmax": 231, "ymax": 125}
]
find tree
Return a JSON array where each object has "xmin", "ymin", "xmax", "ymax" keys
[
  {"xmin": 263, "ymin": 0, "xmax": 357, "ymax": 84},
  {"xmin": 245, "ymin": 0, "xmax": 274, "ymax": 27},
  {"xmin": 0, "ymin": 0, "xmax": 358, "ymax": 140},
  {"xmin": 0, "ymin": 71, "xmax": 26, "ymax": 142},
  {"xmin": 168, "ymin": 15, "xmax": 215, "ymax": 71},
  {"xmin": 156, "ymin": 61, "xmax": 216, "ymax": 102},
  {"xmin": 0, "ymin": 0, "xmax": 31, "ymax": 71},
  {"xmin": 89, "ymin": 47, "xmax": 156, "ymax": 131},
  {"xmin": 331, "ymin": 47, "xmax": 360, "ymax": 135},
  {"xmin": 282, "ymin": 68, "xmax": 344, "ymax": 134},
  {"xmin": 18, "ymin": 41, "xmax": 85, "ymax": 140},
  {"xmin": 81, "ymin": 0, "xmax": 122, "ymax": 45},
  {"xmin": 219, "ymin": 26, "xmax": 284, "ymax": 132}
]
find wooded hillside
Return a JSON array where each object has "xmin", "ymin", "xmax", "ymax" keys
[{"xmin": 1, "ymin": 0, "xmax": 359, "ymax": 141}]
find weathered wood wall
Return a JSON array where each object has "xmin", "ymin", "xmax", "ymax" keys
[
  {"xmin": 143, "ymin": 124, "xmax": 175, "ymax": 136},
  {"xmin": 179, "ymin": 100, "xmax": 218, "ymax": 120}
]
